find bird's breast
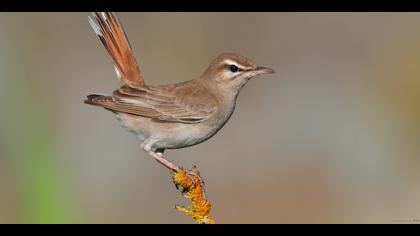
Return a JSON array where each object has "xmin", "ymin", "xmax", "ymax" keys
[{"xmin": 153, "ymin": 102, "xmax": 236, "ymax": 150}]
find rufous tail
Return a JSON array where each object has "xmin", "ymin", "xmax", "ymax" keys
[{"xmin": 88, "ymin": 12, "xmax": 146, "ymax": 87}]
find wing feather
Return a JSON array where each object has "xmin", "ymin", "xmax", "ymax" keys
[{"xmin": 86, "ymin": 83, "xmax": 218, "ymax": 124}]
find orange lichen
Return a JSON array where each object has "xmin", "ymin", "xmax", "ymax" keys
[{"xmin": 171, "ymin": 168, "xmax": 214, "ymax": 224}]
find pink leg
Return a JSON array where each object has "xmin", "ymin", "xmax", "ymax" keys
[
  {"xmin": 147, "ymin": 150, "xmax": 179, "ymax": 172},
  {"xmin": 141, "ymin": 140, "xmax": 203, "ymax": 184},
  {"xmin": 141, "ymin": 139, "xmax": 179, "ymax": 171}
]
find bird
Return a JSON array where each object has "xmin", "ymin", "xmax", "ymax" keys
[{"xmin": 85, "ymin": 12, "xmax": 274, "ymax": 172}]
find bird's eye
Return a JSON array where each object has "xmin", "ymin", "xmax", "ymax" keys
[{"xmin": 229, "ymin": 65, "xmax": 239, "ymax": 73}]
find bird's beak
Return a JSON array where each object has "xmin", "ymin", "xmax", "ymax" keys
[{"xmin": 254, "ymin": 66, "xmax": 275, "ymax": 75}]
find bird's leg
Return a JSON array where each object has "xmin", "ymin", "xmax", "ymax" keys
[
  {"xmin": 141, "ymin": 141, "xmax": 179, "ymax": 172},
  {"xmin": 147, "ymin": 150, "xmax": 180, "ymax": 172},
  {"xmin": 146, "ymin": 149, "xmax": 203, "ymax": 183},
  {"xmin": 141, "ymin": 141, "xmax": 204, "ymax": 186}
]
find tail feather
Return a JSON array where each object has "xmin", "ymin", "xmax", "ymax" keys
[
  {"xmin": 88, "ymin": 12, "xmax": 146, "ymax": 87},
  {"xmin": 84, "ymin": 94, "xmax": 111, "ymax": 107}
]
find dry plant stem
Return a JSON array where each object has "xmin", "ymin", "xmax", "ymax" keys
[
  {"xmin": 146, "ymin": 150, "xmax": 214, "ymax": 224},
  {"xmin": 172, "ymin": 169, "xmax": 214, "ymax": 224}
]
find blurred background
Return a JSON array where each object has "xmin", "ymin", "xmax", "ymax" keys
[{"xmin": 0, "ymin": 12, "xmax": 420, "ymax": 223}]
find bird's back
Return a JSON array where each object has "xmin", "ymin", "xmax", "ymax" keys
[{"xmin": 86, "ymin": 78, "xmax": 221, "ymax": 123}]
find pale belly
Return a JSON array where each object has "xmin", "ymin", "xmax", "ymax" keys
[{"xmin": 115, "ymin": 112, "xmax": 229, "ymax": 150}]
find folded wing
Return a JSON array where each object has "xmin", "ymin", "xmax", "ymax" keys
[{"xmin": 85, "ymin": 83, "xmax": 218, "ymax": 124}]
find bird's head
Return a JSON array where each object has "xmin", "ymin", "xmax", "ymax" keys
[{"xmin": 203, "ymin": 53, "xmax": 274, "ymax": 93}]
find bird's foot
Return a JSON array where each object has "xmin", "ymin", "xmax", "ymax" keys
[
  {"xmin": 143, "ymin": 148, "xmax": 205, "ymax": 197},
  {"xmin": 171, "ymin": 168, "xmax": 205, "ymax": 199}
]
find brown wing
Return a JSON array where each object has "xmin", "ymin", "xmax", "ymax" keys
[
  {"xmin": 85, "ymin": 82, "xmax": 218, "ymax": 124},
  {"xmin": 88, "ymin": 12, "xmax": 145, "ymax": 86}
]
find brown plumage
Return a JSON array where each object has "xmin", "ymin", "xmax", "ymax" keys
[{"xmin": 85, "ymin": 12, "xmax": 274, "ymax": 163}]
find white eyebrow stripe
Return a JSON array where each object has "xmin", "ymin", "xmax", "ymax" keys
[{"xmin": 223, "ymin": 59, "xmax": 247, "ymax": 70}]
